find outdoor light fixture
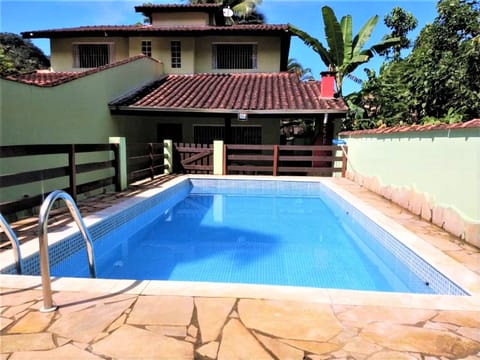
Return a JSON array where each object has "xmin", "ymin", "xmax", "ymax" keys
[{"xmin": 238, "ymin": 113, "xmax": 248, "ymax": 121}]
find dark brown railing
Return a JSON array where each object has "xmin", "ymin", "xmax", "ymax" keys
[
  {"xmin": 174, "ymin": 143, "xmax": 213, "ymax": 174},
  {"xmin": 0, "ymin": 144, "xmax": 120, "ymax": 215},
  {"xmin": 126, "ymin": 142, "xmax": 165, "ymax": 184},
  {"xmin": 224, "ymin": 144, "xmax": 347, "ymax": 177}
]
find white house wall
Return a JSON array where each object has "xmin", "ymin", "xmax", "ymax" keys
[
  {"xmin": 194, "ymin": 35, "xmax": 282, "ymax": 73},
  {"xmin": 50, "ymin": 37, "xmax": 130, "ymax": 72},
  {"xmin": 50, "ymin": 35, "xmax": 281, "ymax": 73}
]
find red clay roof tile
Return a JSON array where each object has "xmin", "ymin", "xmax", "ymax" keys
[
  {"xmin": 340, "ymin": 119, "xmax": 480, "ymax": 136},
  {"xmin": 22, "ymin": 24, "xmax": 289, "ymax": 38},
  {"xmin": 110, "ymin": 72, "xmax": 348, "ymax": 113},
  {"xmin": 3, "ymin": 55, "xmax": 156, "ymax": 87}
]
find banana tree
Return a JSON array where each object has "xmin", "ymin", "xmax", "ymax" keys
[{"xmin": 289, "ymin": 6, "xmax": 400, "ymax": 95}]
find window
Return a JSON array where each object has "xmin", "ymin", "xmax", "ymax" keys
[
  {"xmin": 171, "ymin": 40, "xmax": 181, "ymax": 68},
  {"xmin": 73, "ymin": 43, "xmax": 113, "ymax": 68},
  {"xmin": 212, "ymin": 44, "xmax": 257, "ymax": 70},
  {"xmin": 141, "ymin": 40, "xmax": 152, "ymax": 57},
  {"xmin": 194, "ymin": 126, "xmax": 261, "ymax": 144}
]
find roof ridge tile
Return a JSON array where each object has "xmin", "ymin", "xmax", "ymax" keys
[
  {"xmin": 340, "ymin": 119, "xmax": 480, "ymax": 136},
  {"xmin": 3, "ymin": 55, "xmax": 158, "ymax": 87}
]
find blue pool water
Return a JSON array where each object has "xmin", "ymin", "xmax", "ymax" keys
[{"xmin": 50, "ymin": 179, "xmax": 437, "ymax": 294}]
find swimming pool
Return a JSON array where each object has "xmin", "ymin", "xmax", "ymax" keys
[{"xmin": 3, "ymin": 176, "xmax": 468, "ymax": 296}]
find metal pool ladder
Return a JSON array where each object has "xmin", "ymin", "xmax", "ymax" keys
[
  {"xmin": 0, "ymin": 213, "xmax": 23, "ymax": 274},
  {"xmin": 38, "ymin": 190, "xmax": 97, "ymax": 312}
]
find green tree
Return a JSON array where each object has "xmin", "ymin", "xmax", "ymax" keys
[
  {"xmin": 380, "ymin": 6, "xmax": 418, "ymax": 61},
  {"xmin": 187, "ymin": 0, "xmax": 265, "ymax": 24},
  {"xmin": 403, "ymin": 0, "xmax": 479, "ymax": 121},
  {"xmin": 358, "ymin": 0, "xmax": 480, "ymax": 126},
  {"xmin": 289, "ymin": 6, "xmax": 399, "ymax": 95},
  {"xmin": 0, "ymin": 47, "xmax": 16, "ymax": 76},
  {"xmin": 287, "ymin": 58, "xmax": 314, "ymax": 81},
  {"xmin": 0, "ymin": 33, "xmax": 50, "ymax": 76}
]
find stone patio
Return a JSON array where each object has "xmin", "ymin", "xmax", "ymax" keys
[
  {"xmin": 1, "ymin": 287, "xmax": 480, "ymax": 359},
  {"xmin": 1, "ymin": 176, "xmax": 480, "ymax": 359}
]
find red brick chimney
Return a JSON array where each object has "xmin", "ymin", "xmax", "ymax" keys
[{"xmin": 320, "ymin": 71, "xmax": 336, "ymax": 98}]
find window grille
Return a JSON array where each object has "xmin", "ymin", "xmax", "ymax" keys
[
  {"xmin": 171, "ymin": 40, "xmax": 181, "ymax": 68},
  {"xmin": 73, "ymin": 44, "xmax": 112, "ymax": 68},
  {"xmin": 194, "ymin": 126, "xmax": 262, "ymax": 144},
  {"xmin": 212, "ymin": 44, "xmax": 257, "ymax": 70},
  {"xmin": 141, "ymin": 40, "xmax": 152, "ymax": 57}
]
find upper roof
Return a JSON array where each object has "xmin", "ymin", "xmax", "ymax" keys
[
  {"xmin": 22, "ymin": 24, "xmax": 289, "ymax": 39},
  {"xmin": 109, "ymin": 72, "xmax": 348, "ymax": 116}
]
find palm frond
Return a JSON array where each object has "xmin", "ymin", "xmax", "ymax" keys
[
  {"xmin": 342, "ymin": 54, "xmax": 369, "ymax": 74},
  {"xmin": 368, "ymin": 37, "xmax": 402, "ymax": 55},
  {"xmin": 232, "ymin": 0, "xmax": 262, "ymax": 17},
  {"xmin": 322, "ymin": 6, "xmax": 344, "ymax": 67},
  {"xmin": 352, "ymin": 15, "xmax": 378, "ymax": 57},
  {"xmin": 288, "ymin": 24, "xmax": 332, "ymax": 68},
  {"xmin": 340, "ymin": 15, "xmax": 352, "ymax": 63}
]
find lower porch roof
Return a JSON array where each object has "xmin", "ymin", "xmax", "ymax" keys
[{"xmin": 108, "ymin": 72, "xmax": 348, "ymax": 117}]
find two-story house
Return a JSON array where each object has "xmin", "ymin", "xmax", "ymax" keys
[{"xmin": 6, "ymin": 3, "xmax": 347, "ymax": 146}]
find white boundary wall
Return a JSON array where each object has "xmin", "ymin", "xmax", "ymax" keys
[{"xmin": 340, "ymin": 120, "xmax": 480, "ymax": 248}]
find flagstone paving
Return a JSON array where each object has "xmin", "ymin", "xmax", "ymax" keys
[
  {"xmin": 1, "ymin": 288, "xmax": 480, "ymax": 359},
  {"xmin": 1, "ymin": 175, "xmax": 480, "ymax": 358}
]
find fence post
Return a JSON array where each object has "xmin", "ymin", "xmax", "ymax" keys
[
  {"xmin": 273, "ymin": 145, "xmax": 278, "ymax": 176},
  {"xmin": 213, "ymin": 140, "xmax": 224, "ymax": 175},
  {"xmin": 163, "ymin": 139, "xmax": 173, "ymax": 175},
  {"xmin": 341, "ymin": 146, "xmax": 348, "ymax": 178},
  {"xmin": 68, "ymin": 144, "xmax": 77, "ymax": 201},
  {"xmin": 109, "ymin": 137, "xmax": 127, "ymax": 190}
]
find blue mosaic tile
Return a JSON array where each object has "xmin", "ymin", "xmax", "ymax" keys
[{"xmin": 1, "ymin": 178, "xmax": 468, "ymax": 295}]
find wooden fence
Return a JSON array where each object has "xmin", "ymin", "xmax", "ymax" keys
[
  {"xmin": 174, "ymin": 143, "xmax": 213, "ymax": 174},
  {"xmin": 0, "ymin": 144, "xmax": 120, "ymax": 215},
  {"xmin": 224, "ymin": 144, "xmax": 347, "ymax": 176},
  {"xmin": 166, "ymin": 143, "xmax": 347, "ymax": 176},
  {"xmin": 126, "ymin": 142, "xmax": 165, "ymax": 184},
  {"xmin": 0, "ymin": 142, "xmax": 347, "ymax": 216}
]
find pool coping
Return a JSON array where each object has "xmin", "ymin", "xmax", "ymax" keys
[{"xmin": 1, "ymin": 175, "xmax": 479, "ymax": 312}]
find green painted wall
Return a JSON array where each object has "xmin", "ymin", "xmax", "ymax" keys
[
  {"xmin": 341, "ymin": 128, "xmax": 480, "ymax": 222},
  {"xmin": 0, "ymin": 57, "xmax": 163, "ymax": 204},
  {"xmin": 1, "ymin": 57, "xmax": 163, "ymax": 145}
]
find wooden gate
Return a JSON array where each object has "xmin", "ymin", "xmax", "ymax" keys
[{"xmin": 174, "ymin": 143, "xmax": 213, "ymax": 174}]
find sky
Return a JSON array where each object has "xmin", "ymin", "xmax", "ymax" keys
[{"xmin": 0, "ymin": 0, "xmax": 437, "ymax": 94}]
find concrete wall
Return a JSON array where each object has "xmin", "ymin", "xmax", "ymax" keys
[
  {"xmin": 340, "ymin": 123, "xmax": 480, "ymax": 247},
  {"xmin": 1, "ymin": 57, "xmax": 163, "ymax": 145},
  {"xmin": 152, "ymin": 12, "xmax": 209, "ymax": 26}
]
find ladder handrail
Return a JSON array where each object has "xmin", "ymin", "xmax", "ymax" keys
[
  {"xmin": 38, "ymin": 190, "xmax": 97, "ymax": 312},
  {"xmin": 0, "ymin": 213, "xmax": 23, "ymax": 274}
]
